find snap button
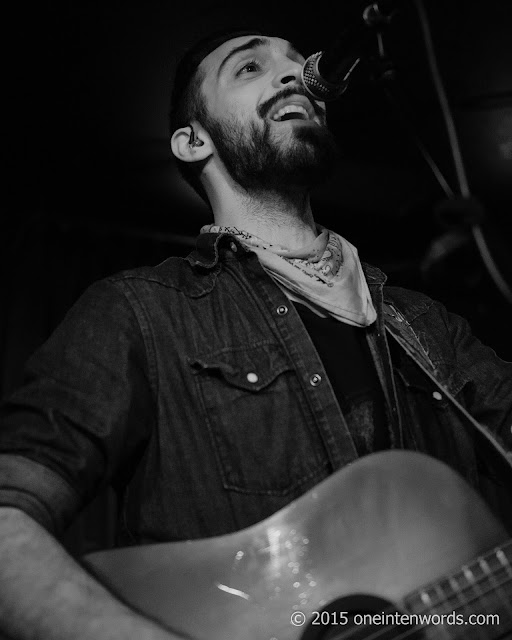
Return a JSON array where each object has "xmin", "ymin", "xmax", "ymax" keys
[
  {"xmin": 432, "ymin": 391, "xmax": 443, "ymax": 401},
  {"xmin": 230, "ymin": 242, "xmax": 238, "ymax": 252},
  {"xmin": 277, "ymin": 305, "xmax": 288, "ymax": 316},
  {"xmin": 309, "ymin": 373, "xmax": 322, "ymax": 386},
  {"xmin": 247, "ymin": 372, "xmax": 258, "ymax": 383}
]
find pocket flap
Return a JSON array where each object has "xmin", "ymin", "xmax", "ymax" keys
[
  {"xmin": 189, "ymin": 343, "xmax": 291, "ymax": 392},
  {"xmin": 396, "ymin": 359, "xmax": 469, "ymax": 403}
]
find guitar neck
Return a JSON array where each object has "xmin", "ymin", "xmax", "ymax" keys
[{"xmin": 404, "ymin": 539, "xmax": 512, "ymax": 638}]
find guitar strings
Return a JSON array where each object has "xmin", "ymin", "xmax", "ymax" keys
[
  {"xmin": 406, "ymin": 540, "xmax": 512, "ymax": 616},
  {"xmin": 406, "ymin": 571, "xmax": 512, "ymax": 618},
  {"xmin": 324, "ymin": 574, "xmax": 512, "ymax": 640}
]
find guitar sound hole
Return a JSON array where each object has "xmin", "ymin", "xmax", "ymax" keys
[{"xmin": 300, "ymin": 594, "xmax": 421, "ymax": 640}]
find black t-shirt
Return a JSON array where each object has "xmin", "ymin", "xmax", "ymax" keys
[{"xmin": 295, "ymin": 302, "xmax": 389, "ymax": 455}]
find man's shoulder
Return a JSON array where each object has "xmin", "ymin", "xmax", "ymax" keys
[
  {"xmin": 382, "ymin": 284, "xmax": 437, "ymax": 323},
  {"xmin": 106, "ymin": 256, "xmax": 191, "ymax": 284},
  {"xmin": 362, "ymin": 262, "xmax": 437, "ymax": 323},
  {"xmin": 102, "ymin": 255, "xmax": 219, "ymax": 298}
]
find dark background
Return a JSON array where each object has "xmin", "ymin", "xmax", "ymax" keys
[{"xmin": 2, "ymin": 0, "xmax": 512, "ymax": 550}]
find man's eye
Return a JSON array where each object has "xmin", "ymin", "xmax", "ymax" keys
[{"xmin": 236, "ymin": 60, "xmax": 261, "ymax": 76}]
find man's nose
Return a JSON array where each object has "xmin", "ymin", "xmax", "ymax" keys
[{"xmin": 272, "ymin": 60, "xmax": 304, "ymax": 88}]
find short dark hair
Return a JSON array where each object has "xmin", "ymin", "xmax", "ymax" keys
[{"xmin": 169, "ymin": 28, "xmax": 262, "ymax": 204}]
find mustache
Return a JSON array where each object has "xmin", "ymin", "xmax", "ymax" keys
[{"xmin": 257, "ymin": 85, "xmax": 326, "ymax": 120}]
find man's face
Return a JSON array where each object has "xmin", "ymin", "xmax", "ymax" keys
[{"xmin": 196, "ymin": 35, "xmax": 340, "ymax": 192}]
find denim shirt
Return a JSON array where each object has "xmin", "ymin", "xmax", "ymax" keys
[{"xmin": 0, "ymin": 232, "xmax": 511, "ymax": 542}]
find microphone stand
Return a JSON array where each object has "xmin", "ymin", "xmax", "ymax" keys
[
  {"xmin": 414, "ymin": 0, "xmax": 512, "ymax": 304},
  {"xmin": 367, "ymin": 0, "xmax": 512, "ymax": 304}
]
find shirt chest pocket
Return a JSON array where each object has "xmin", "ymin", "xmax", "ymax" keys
[
  {"xmin": 394, "ymin": 359, "xmax": 474, "ymax": 461},
  {"xmin": 189, "ymin": 342, "xmax": 328, "ymax": 496},
  {"xmin": 396, "ymin": 358, "xmax": 469, "ymax": 409}
]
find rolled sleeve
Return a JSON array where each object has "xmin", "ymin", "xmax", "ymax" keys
[
  {"xmin": 0, "ymin": 278, "xmax": 155, "ymax": 533},
  {"xmin": 0, "ymin": 454, "xmax": 81, "ymax": 534}
]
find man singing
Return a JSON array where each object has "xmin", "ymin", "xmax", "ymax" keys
[{"xmin": 0, "ymin": 29, "xmax": 510, "ymax": 640}]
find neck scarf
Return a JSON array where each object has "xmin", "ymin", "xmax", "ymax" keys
[{"xmin": 201, "ymin": 224, "xmax": 377, "ymax": 327}]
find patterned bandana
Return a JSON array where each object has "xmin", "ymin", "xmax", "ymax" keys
[{"xmin": 201, "ymin": 224, "xmax": 377, "ymax": 327}]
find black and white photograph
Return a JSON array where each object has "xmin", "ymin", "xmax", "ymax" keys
[{"xmin": 1, "ymin": 0, "xmax": 511, "ymax": 638}]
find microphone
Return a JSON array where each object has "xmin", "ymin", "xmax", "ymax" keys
[{"xmin": 301, "ymin": 0, "xmax": 402, "ymax": 102}]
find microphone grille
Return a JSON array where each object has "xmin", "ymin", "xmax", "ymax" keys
[{"xmin": 301, "ymin": 52, "xmax": 346, "ymax": 102}]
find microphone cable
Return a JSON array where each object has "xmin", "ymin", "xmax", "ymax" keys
[{"xmin": 413, "ymin": 0, "xmax": 512, "ymax": 304}]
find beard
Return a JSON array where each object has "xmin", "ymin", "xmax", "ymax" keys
[{"xmin": 200, "ymin": 109, "xmax": 341, "ymax": 194}]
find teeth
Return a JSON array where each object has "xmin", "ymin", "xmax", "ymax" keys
[{"xmin": 272, "ymin": 104, "xmax": 309, "ymax": 121}]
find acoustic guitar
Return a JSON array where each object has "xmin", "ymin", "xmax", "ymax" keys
[{"xmin": 84, "ymin": 451, "xmax": 512, "ymax": 639}]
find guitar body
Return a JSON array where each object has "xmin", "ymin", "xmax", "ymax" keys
[{"xmin": 84, "ymin": 452, "xmax": 510, "ymax": 639}]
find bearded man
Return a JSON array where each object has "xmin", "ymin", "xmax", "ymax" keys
[{"xmin": 0, "ymin": 29, "xmax": 510, "ymax": 640}]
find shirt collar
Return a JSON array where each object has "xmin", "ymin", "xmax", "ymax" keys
[
  {"xmin": 362, "ymin": 262, "xmax": 387, "ymax": 286},
  {"xmin": 186, "ymin": 231, "xmax": 246, "ymax": 268},
  {"xmin": 187, "ymin": 232, "xmax": 389, "ymax": 290}
]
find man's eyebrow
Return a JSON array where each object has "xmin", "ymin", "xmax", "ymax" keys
[{"xmin": 217, "ymin": 37, "xmax": 270, "ymax": 77}]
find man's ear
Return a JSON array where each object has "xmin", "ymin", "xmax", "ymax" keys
[{"xmin": 171, "ymin": 124, "xmax": 212, "ymax": 163}]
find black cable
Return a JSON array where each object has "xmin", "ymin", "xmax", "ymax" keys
[{"xmin": 413, "ymin": 0, "xmax": 512, "ymax": 304}]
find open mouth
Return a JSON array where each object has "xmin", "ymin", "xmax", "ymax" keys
[
  {"xmin": 266, "ymin": 95, "xmax": 318, "ymax": 123},
  {"xmin": 272, "ymin": 104, "xmax": 311, "ymax": 122}
]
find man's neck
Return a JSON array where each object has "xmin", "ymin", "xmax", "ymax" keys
[{"xmin": 208, "ymin": 184, "xmax": 318, "ymax": 250}]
